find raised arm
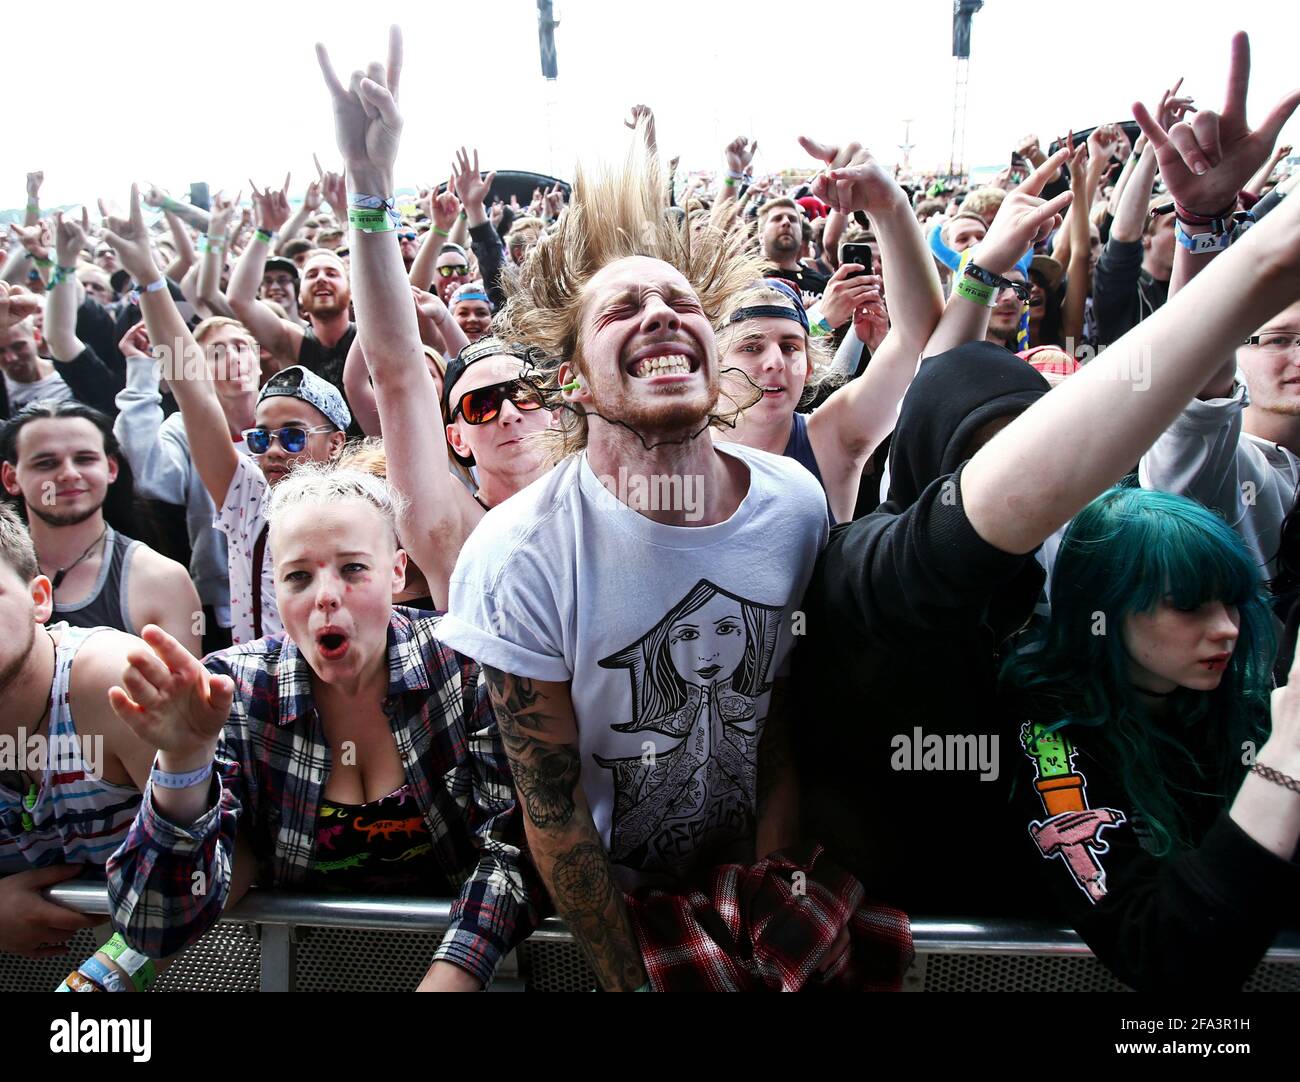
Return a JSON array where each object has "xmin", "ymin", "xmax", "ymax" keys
[
  {"xmin": 961, "ymin": 141, "xmax": 1300, "ymax": 556},
  {"xmin": 195, "ymin": 192, "xmax": 238, "ymax": 317},
  {"xmin": 141, "ymin": 184, "xmax": 211, "ymax": 234},
  {"xmin": 276, "ymin": 179, "xmax": 321, "ymax": 250},
  {"xmin": 800, "ymin": 139, "xmax": 946, "ymax": 506},
  {"xmin": 226, "ymin": 176, "xmax": 301, "ymax": 360},
  {"xmin": 409, "ymin": 185, "xmax": 460, "ymax": 289},
  {"xmin": 45, "ymin": 211, "xmax": 89, "ymax": 362},
  {"xmin": 1060, "ymin": 142, "xmax": 1092, "ymax": 348},
  {"xmin": 103, "ymin": 186, "xmax": 242, "ymax": 508},
  {"xmin": 161, "ymin": 209, "xmax": 196, "ymax": 282},
  {"xmin": 920, "ymin": 150, "xmax": 1075, "ymax": 358},
  {"xmin": 484, "ymin": 668, "xmax": 647, "ymax": 991},
  {"xmin": 316, "ymin": 23, "xmax": 481, "ymax": 610}
]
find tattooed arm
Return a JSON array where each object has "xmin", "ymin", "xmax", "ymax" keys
[
  {"xmin": 482, "ymin": 666, "xmax": 648, "ymax": 991},
  {"xmin": 756, "ymin": 677, "xmax": 799, "ymax": 858}
]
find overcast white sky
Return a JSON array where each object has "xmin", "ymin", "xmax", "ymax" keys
[{"xmin": 13, "ymin": 0, "xmax": 1300, "ymax": 209}]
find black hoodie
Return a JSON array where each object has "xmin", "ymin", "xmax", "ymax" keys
[{"xmin": 793, "ymin": 342, "xmax": 1051, "ymax": 916}]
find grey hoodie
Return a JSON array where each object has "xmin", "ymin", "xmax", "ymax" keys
[{"xmin": 1139, "ymin": 378, "xmax": 1300, "ymax": 581}]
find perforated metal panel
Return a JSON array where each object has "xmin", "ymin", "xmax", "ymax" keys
[
  {"xmin": 916, "ymin": 952, "xmax": 1132, "ymax": 992},
  {"xmin": 1243, "ymin": 963, "xmax": 1300, "ymax": 993},
  {"xmin": 0, "ymin": 928, "xmax": 99, "ymax": 992},
  {"xmin": 518, "ymin": 940, "xmax": 597, "ymax": 992},
  {"xmin": 294, "ymin": 926, "xmax": 446, "ymax": 992},
  {"xmin": 152, "ymin": 924, "xmax": 261, "ymax": 992}
]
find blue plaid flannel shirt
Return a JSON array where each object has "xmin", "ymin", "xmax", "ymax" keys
[{"xmin": 105, "ymin": 607, "xmax": 542, "ymax": 987}]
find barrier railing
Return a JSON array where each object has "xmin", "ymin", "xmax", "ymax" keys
[{"xmin": 6, "ymin": 883, "xmax": 1296, "ymax": 992}]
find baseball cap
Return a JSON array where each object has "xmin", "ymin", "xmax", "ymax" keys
[
  {"xmin": 257, "ymin": 365, "xmax": 351, "ymax": 431},
  {"xmin": 263, "ymin": 256, "xmax": 299, "ymax": 284}
]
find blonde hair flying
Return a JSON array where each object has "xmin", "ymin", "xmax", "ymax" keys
[{"xmin": 498, "ymin": 121, "xmax": 766, "ymax": 463}]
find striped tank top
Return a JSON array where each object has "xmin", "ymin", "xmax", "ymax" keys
[{"xmin": 0, "ymin": 624, "xmax": 142, "ymax": 874}]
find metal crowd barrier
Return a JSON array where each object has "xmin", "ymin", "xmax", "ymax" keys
[{"xmin": 0, "ymin": 883, "xmax": 1295, "ymax": 992}]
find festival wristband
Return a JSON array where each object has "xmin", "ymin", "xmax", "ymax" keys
[
  {"xmin": 100, "ymin": 933, "xmax": 158, "ymax": 993},
  {"xmin": 26, "ymin": 201, "xmax": 39, "ymax": 212},
  {"xmin": 431, "ymin": 226, "xmax": 450, "ymax": 238},
  {"xmin": 348, "ymin": 207, "xmax": 397, "ymax": 233},
  {"xmin": 1175, "ymin": 219, "xmax": 1233, "ymax": 254},
  {"xmin": 31, "ymin": 255, "xmax": 54, "ymax": 269},
  {"xmin": 57, "ymin": 970, "xmax": 104, "ymax": 993},
  {"xmin": 954, "ymin": 274, "xmax": 996, "ymax": 306},
  {"xmin": 809, "ymin": 314, "xmax": 834, "ymax": 337},
  {"xmin": 50, "ymin": 265, "xmax": 77, "ymax": 288},
  {"xmin": 723, "ymin": 176, "xmax": 736, "ymax": 187},
  {"xmin": 150, "ymin": 754, "xmax": 213, "ymax": 790},
  {"xmin": 128, "ymin": 278, "xmax": 167, "ymax": 305},
  {"xmin": 254, "ymin": 228, "xmax": 276, "ymax": 245},
  {"xmin": 78, "ymin": 955, "xmax": 128, "ymax": 993}
]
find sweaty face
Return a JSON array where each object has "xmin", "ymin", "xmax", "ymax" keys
[
  {"xmin": 721, "ymin": 314, "xmax": 809, "ymax": 419},
  {"xmin": 1124, "ymin": 598, "xmax": 1240, "ymax": 694},
  {"xmin": 446, "ymin": 355, "xmax": 551, "ymax": 478},
  {"xmin": 453, "ymin": 300, "xmax": 492, "ymax": 344},
  {"xmin": 299, "ymin": 257, "xmax": 351, "ymax": 317},
  {"xmin": 761, "ymin": 207, "xmax": 802, "ymax": 261},
  {"xmin": 271, "ymin": 500, "xmax": 405, "ymax": 688},
  {"xmin": 575, "ymin": 256, "xmax": 717, "ymax": 438},
  {"xmin": 1237, "ymin": 300, "xmax": 1300, "ymax": 416},
  {"xmin": 1, "ymin": 417, "xmax": 117, "ymax": 528},
  {"xmin": 252, "ymin": 397, "xmax": 341, "ymax": 486}
]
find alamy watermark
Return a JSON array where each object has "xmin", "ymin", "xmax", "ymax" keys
[
  {"xmin": 890, "ymin": 726, "xmax": 1000, "ymax": 781},
  {"xmin": 0, "ymin": 730, "xmax": 103, "ymax": 778},
  {"xmin": 595, "ymin": 467, "xmax": 704, "ymax": 521}
]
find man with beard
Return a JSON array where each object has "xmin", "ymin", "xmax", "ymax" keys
[
  {"xmin": 226, "ymin": 180, "xmax": 357, "ymax": 405},
  {"xmin": 0, "ymin": 402, "xmax": 201, "ymax": 655},
  {"xmin": 318, "ymin": 67, "xmax": 831, "ymax": 985},
  {"xmin": 0, "ymin": 504, "xmax": 159, "ymax": 960},
  {"xmin": 985, "ymin": 266, "xmax": 1030, "ymax": 351},
  {"xmin": 758, "ymin": 198, "xmax": 829, "ymax": 300}
]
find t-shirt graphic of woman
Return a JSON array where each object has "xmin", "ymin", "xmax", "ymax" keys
[{"xmin": 594, "ymin": 579, "xmax": 782, "ymax": 877}]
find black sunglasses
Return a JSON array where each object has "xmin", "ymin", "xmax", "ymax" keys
[{"xmin": 450, "ymin": 379, "xmax": 546, "ymax": 425}]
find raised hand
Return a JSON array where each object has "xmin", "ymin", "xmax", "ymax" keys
[
  {"xmin": 118, "ymin": 319, "xmax": 152, "ymax": 359},
  {"xmin": 0, "ymin": 282, "xmax": 42, "ymax": 329},
  {"xmin": 26, "ymin": 171, "xmax": 43, "ymax": 201},
  {"xmin": 724, "ymin": 136, "xmax": 758, "ymax": 176},
  {"xmin": 8, "ymin": 220, "xmax": 51, "ymax": 262},
  {"xmin": 101, "ymin": 185, "xmax": 160, "ymax": 284},
  {"xmin": 972, "ymin": 148, "xmax": 1075, "ymax": 274},
  {"xmin": 250, "ymin": 173, "xmax": 292, "ymax": 232},
  {"xmin": 852, "ymin": 291, "xmax": 890, "ymax": 353},
  {"xmin": 1016, "ymin": 134, "xmax": 1044, "ymax": 164},
  {"xmin": 313, "ymin": 154, "xmax": 348, "ymax": 222},
  {"xmin": 107, "ymin": 624, "xmax": 234, "ymax": 764},
  {"xmin": 303, "ymin": 178, "xmax": 323, "ymax": 212},
  {"xmin": 315, "ymin": 24, "xmax": 404, "ymax": 196},
  {"xmin": 451, "ymin": 146, "xmax": 495, "ymax": 212},
  {"xmin": 801, "ymin": 136, "xmax": 900, "ymax": 215},
  {"xmin": 489, "ymin": 199, "xmax": 504, "ymax": 228},
  {"xmin": 1133, "ymin": 33, "xmax": 1300, "ymax": 216},
  {"xmin": 208, "ymin": 190, "xmax": 240, "ymax": 238},
  {"xmin": 1156, "ymin": 76, "xmax": 1196, "ymax": 131},
  {"xmin": 52, "ymin": 209, "xmax": 89, "ymax": 268},
  {"xmin": 543, "ymin": 181, "xmax": 565, "ymax": 219},
  {"xmin": 624, "ymin": 103, "xmax": 657, "ymax": 154},
  {"xmin": 411, "ymin": 284, "xmax": 452, "ymax": 341},
  {"xmin": 1086, "ymin": 123, "xmax": 1120, "ymax": 165},
  {"xmin": 431, "ymin": 182, "xmax": 461, "ymax": 235}
]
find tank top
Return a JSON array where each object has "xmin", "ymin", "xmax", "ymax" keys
[
  {"xmin": 0, "ymin": 624, "xmax": 142, "ymax": 873},
  {"xmin": 52, "ymin": 526, "xmax": 140, "ymax": 636},
  {"xmin": 302, "ymin": 783, "xmax": 448, "ymax": 895},
  {"xmin": 782, "ymin": 412, "xmax": 836, "ymax": 526}
]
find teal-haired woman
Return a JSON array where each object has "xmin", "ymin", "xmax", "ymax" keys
[{"xmin": 1001, "ymin": 486, "xmax": 1300, "ymax": 991}]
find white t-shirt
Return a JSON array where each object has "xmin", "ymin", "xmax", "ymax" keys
[
  {"xmin": 214, "ymin": 455, "xmax": 281, "ymax": 644},
  {"xmin": 4, "ymin": 369, "xmax": 73, "ymax": 410},
  {"xmin": 437, "ymin": 440, "xmax": 829, "ymax": 889}
]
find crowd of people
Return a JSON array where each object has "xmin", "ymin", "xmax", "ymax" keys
[{"xmin": 1, "ymin": 25, "xmax": 1298, "ymax": 993}]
